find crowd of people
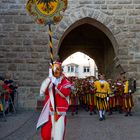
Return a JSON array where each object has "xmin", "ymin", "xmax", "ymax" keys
[
  {"xmin": 0, "ymin": 72, "xmax": 18, "ymax": 117},
  {"xmin": 68, "ymin": 73, "xmax": 136, "ymax": 121},
  {"xmin": 37, "ymin": 60, "xmax": 136, "ymax": 140}
]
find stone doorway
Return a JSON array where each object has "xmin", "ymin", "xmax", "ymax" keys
[{"xmin": 58, "ymin": 18, "xmax": 122, "ymax": 79}]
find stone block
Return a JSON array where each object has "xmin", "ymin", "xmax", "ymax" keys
[
  {"xmin": 12, "ymin": 46, "xmax": 26, "ymax": 52},
  {"xmin": 0, "ymin": 64, "xmax": 7, "ymax": 70},
  {"xmin": 0, "ymin": 3, "xmax": 8, "ymax": 9},
  {"xmin": 101, "ymin": 5, "xmax": 107, "ymax": 9},
  {"xmin": 0, "ymin": 32, "xmax": 9, "ymax": 38},
  {"xmin": 34, "ymin": 72, "xmax": 48, "ymax": 80},
  {"xmin": 129, "ymin": 25, "xmax": 140, "ymax": 32},
  {"xmin": 5, "ymin": 52, "xmax": 17, "ymax": 58},
  {"xmin": 118, "ymin": 48, "xmax": 128, "ymax": 55},
  {"xmin": 108, "ymin": 5, "xmax": 123, "ymax": 10},
  {"xmin": 106, "ymin": 0, "xmax": 117, "ymax": 4},
  {"xmin": 133, "ymin": 0, "xmax": 140, "ymax": 4},
  {"xmin": 135, "ymin": 17, "xmax": 140, "ymax": 24},
  {"xmin": 17, "ymin": 64, "xmax": 27, "ymax": 71},
  {"xmin": 118, "ymin": 0, "xmax": 132, "ymax": 4},
  {"xmin": 0, "ymin": 15, "xmax": 13, "ymax": 23},
  {"xmin": 1, "ymin": 0, "xmax": 16, "ymax": 3},
  {"xmin": 33, "ymin": 39, "xmax": 48, "ymax": 45},
  {"xmin": 9, "ymin": 32, "xmax": 27, "ymax": 38},
  {"xmin": 126, "ymin": 17, "xmax": 134, "ymax": 24},
  {"xmin": 18, "ymin": 25, "xmax": 31, "ymax": 31},
  {"xmin": 37, "ymin": 63, "xmax": 49, "ymax": 71},
  {"xmin": 17, "ymin": 52, "xmax": 31, "ymax": 58},
  {"xmin": 8, "ymin": 63, "xmax": 17, "ymax": 71},
  {"xmin": 14, "ymin": 16, "xmax": 34, "ymax": 24},
  {"xmin": 9, "ymin": 4, "xmax": 22, "ymax": 9},
  {"xmin": 94, "ymin": 0, "xmax": 105, "ymax": 4},
  {"xmin": 3, "ymin": 38, "xmax": 22, "ymax": 45},
  {"xmin": 135, "ymin": 5, "xmax": 140, "ymax": 9},
  {"xmin": 113, "ymin": 17, "xmax": 125, "ymax": 24},
  {"xmin": 128, "ymin": 10, "xmax": 140, "ymax": 16},
  {"xmin": 123, "ymin": 5, "xmax": 134, "ymax": 9},
  {"xmin": 23, "ymin": 39, "xmax": 33, "ymax": 45},
  {"xmin": 2, "ymin": 24, "xmax": 16, "ymax": 31}
]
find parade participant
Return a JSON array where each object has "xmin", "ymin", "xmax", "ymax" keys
[
  {"xmin": 37, "ymin": 61, "xmax": 71, "ymax": 140},
  {"xmin": 0, "ymin": 79, "xmax": 12, "ymax": 113},
  {"xmin": 4, "ymin": 72, "xmax": 18, "ymax": 112},
  {"xmin": 88, "ymin": 76, "xmax": 96, "ymax": 115},
  {"xmin": 70, "ymin": 78, "xmax": 79, "ymax": 115},
  {"xmin": 115, "ymin": 76, "xmax": 124, "ymax": 113},
  {"xmin": 84, "ymin": 78, "xmax": 91, "ymax": 112},
  {"xmin": 94, "ymin": 74, "xmax": 111, "ymax": 121},
  {"xmin": 107, "ymin": 79, "xmax": 116, "ymax": 115},
  {"xmin": 122, "ymin": 76, "xmax": 134, "ymax": 116}
]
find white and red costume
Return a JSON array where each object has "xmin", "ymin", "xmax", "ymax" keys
[{"xmin": 37, "ymin": 74, "xmax": 71, "ymax": 140}]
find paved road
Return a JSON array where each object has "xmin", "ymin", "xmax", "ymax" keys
[
  {"xmin": 32, "ymin": 109, "xmax": 140, "ymax": 140},
  {"xmin": 1, "ymin": 108, "xmax": 140, "ymax": 140}
]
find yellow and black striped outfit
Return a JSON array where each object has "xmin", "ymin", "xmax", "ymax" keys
[
  {"xmin": 94, "ymin": 80, "xmax": 111, "ymax": 110},
  {"xmin": 123, "ymin": 80, "xmax": 134, "ymax": 109}
]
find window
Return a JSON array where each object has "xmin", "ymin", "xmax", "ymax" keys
[
  {"xmin": 67, "ymin": 65, "xmax": 74, "ymax": 73},
  {"xmin": 83, "ymin": 66, "xmax": 90, "ymax": 73},
  {"xmin": 68, "ymin": 66, "xmax": 71, "ymax": 72},
  {"xmin": 71, "ymin": 66, "xmax": 74, "ymax": 72}
]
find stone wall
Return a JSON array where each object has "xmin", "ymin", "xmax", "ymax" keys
[{"xmin": 0, "ymin": 0, "xmax": 140, "ymax": 108}]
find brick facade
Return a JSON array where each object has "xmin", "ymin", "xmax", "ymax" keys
[{"xmin": 0, "ymin": 0, "xmax": 140, "ymax": 108}]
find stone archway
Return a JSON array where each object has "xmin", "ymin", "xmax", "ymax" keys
[
  {"xmin": 56, "ymin": 17, "xmax": 121, "ymax": 78},
  {"xmin": 51, "ymin": 8, "xmax": 125, "ymax": 78}
]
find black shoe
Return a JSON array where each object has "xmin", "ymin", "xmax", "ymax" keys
[
  {"xmin": 129, "ymin": 112, "xmax": 133, "ymax": 116},
  {"xmin": 89, "ymin": 112, "xmax": 93, "ymax": 115},
  {"xmin": 102, "ymin": 115, "xmax": 106, "ymax": 120},
  {"xmin": 93, "ymin": 110, "xmax": 97, "ymax": 114},
  {"xmin": 119, "ymin": 110, "xmax": 122, "ymax": 114},
  {"xmin": 125, "ymin": 113, "xmax": 128, "ymax": 117},
  {"xmin": 71, "ymin": 113, "xmax": 74, "ymax": 116},
  {"xmin": 99, "ymin": 117, "xmax": 103, "ymax": 121},
  {"xmin": 108, "ymin": 112, "xmax": 112, "ymax": 115}
]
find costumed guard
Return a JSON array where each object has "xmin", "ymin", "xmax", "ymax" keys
[
  {"xmin": 107, "ymin": 79, "xmax": 116, "ymax": 115},
  {"xmin": 88, "ymin": 77, "xmax": 96, "ymax": 115},
  {"xmin": 122, "ymin": 76, "xmax": 134, "ymax": 116},
  {"xmin": 94, "ymin": 74, "xmax": 111, "ymax": 121},
  {"xmin": 37, "ymin": 61, "xmax": 71, "ymax": 140},
  {"xmin": 70, "ymin": 79, "xmax": 79, "ymax": 115},
  {"xmin": 114, "ymin": 78, "xmax": 124, "ymax": 113}
]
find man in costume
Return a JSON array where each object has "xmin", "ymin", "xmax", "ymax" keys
[
  {"xmin": 94, "ymin": 74, "xmax": 111, "ymax": 121},
  {"xmin": 122, "ymin": 75, "xmax": 134, "ymax": 116},
  {"xmin": 114, "ymin": 76, "xmax": 124, "ymax": 113},
  {"xmin": 107, "ymin": 79, "xmax": 116, "ymax": 115},
  {"xmin": 70, "ymin": 78, "xmax": 79, "ymax": 116},
  {"xmin": 37, "ymin": 61, "xmax": 71, "ymax": 140}
]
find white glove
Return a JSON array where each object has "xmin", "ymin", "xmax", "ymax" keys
[
  {"xmin": 107, "ymin": 97, "xmax": 109, "ymax": 102},
  {"xmin": 40, "ymin": 92, "xmax": 44, "ymax": 97},
  {"xmin": 51, "ymin": 77, "xmax": 57, "ymax": 85},
  {"xmin": 129, "ymin": 89, "xmax": 132, "ymax": 93}
]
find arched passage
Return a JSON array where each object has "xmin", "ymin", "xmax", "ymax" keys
[{"xmin": 58, "ymin": 18, "xmax": 120, "ymax": 78}]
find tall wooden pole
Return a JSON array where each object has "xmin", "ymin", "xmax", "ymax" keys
[{"xmin": 48, "ymin": 23, "xmax": 57, "ymax": 122}]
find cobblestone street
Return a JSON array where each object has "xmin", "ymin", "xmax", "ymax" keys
[{"xmin": 1, "ymin": 108, "xmax": 140, "ymax": 140}]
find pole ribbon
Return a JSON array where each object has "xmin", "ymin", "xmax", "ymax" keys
[{"xmin": 48, "ymin": 23, "xmax": 57, "ymax": 122}]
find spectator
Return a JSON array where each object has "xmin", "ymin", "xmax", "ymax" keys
[{"xmin": 4, "ymin": 72, "xmax": 18, "ymax": 112}]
